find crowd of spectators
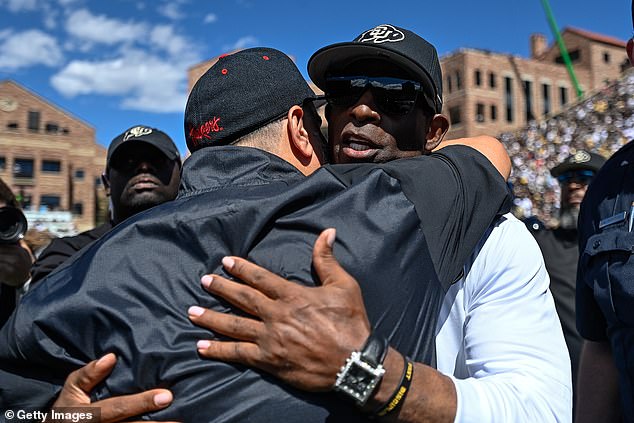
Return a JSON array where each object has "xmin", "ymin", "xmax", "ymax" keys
[{"xmin": 501, "ymin": 69, "xmax": 634, "ymax": 226}]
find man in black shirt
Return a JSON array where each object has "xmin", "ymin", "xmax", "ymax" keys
[
  {"xmin": 30, "ymin": 126, "xmax": 181, "ymax": 284},
  {"xmin": 531, "ymin": 150, "xmax": 604, "ymax": 414}
]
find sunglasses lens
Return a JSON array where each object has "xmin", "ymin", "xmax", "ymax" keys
[
  {"xmin": 557, "ymin": 170, "xmax": 595, "ymax": 184},
  {"xmin": 325, "ymin": 78, "xmax": 363, "ymax": 107},
  {"xmin": 372, "ymin": 80, "xmax": 419, "ymax": 115},
  {"xmin": 325, "ymin": 76, "xmax": 422, "ymax": 116}
]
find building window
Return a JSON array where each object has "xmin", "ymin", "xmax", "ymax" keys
[
  {"xmin": 28, "ymin": 111, "xmax": 40, "ymax": 132},
  {"xmin": 42, "ymin": 160, "xmax": 61, "ymax": 173},
  {"xmin": 555, "ymin": 49, "xmax": 580, "ymax": 64},
  {"xmin": 61, "ymin": 128, "xmax": 70, "ymax": 135},
  {"xmin": 490, "ymin": 104, "xmax": 498, "ymax": 121},
  {"xmin": 604, "ymin": 52, "xmax": 611, "ymax": 63},
  {"xmin": 0, "ymin": 157, "xmax": 5, "ymax": 171},
  {"xmin": 95, "ymin": 177, "xmax": 103, "ymax": 187},
  {"xmin": 475, "ymin": 70, "xmax": 482, "ymax": 87},
  {"xmin": 505, "ymin": 77, "xmax": 514, "ymax": 123},
  {"xmin": 446, "ymin": 75, "xmax": 452, "ymax": 93},
  {"xmin": 74, "ymin": 169, "xmax": 85, "ymax": 180},
  {"xmin": 45, "ymin": 122, "xmax": 59, "ymax": 134},
  {"xmin": 40, "ymin": 195, "xmax": 61, "ymax": 211},
  {"xmin": 72, "ymin": 203, "xmax": 84, "ymax": 216},
  {"xmin": 6, "ymin": 122, "xmax": 18, "ymax": 130},
  {"xmin": 13, "ymin": 158, "xmax": 34, "ymax": 178},
  {"xmin": 476, "ymin": 103, "xmax": 485, "ymax": 122},
  {"xmin": 542, "ymin": 83, "xmax": 551, "ymax": 116},
  {"xmin": 456, "ymin": 71, "xmax": 462, "ymax": 90},
  {"xmin": 449, "ymin": 106, "xmax": 462, "ymax": 125},
  {"xmin": 523, "ymin": 80, "xmax": 534, "ymax": 122},
  {"xmin": 489, "ymin": 72, "xmax": 497, "ymax": 89},
  {"xmin": 560, "ymin": 86, "xmax": 568, "ymax": 107}
]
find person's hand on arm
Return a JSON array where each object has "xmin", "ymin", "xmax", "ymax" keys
[
  {"xmin": 188, "ymin": 229, "xmax": 456, "ymax": 422},
  {"xmin": 53, "ymin": 353, "xmax": 178, "ymax": 423}
]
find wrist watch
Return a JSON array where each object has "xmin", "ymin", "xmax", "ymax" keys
[{"xmin": 333, "ymin": 332, "xmax": 388, "ymax": 406}]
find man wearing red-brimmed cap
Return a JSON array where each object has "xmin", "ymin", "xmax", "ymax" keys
[{"xmin": 0, "ymin": 46, "xmax": 512, "ymax": 422}]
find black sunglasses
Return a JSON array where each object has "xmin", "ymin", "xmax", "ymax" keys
[
  {"xmin": 324, "ymin": 75, "xmax": 434, "ymax": 116},
  {"xmin": 557, "ymin": 169, "xmax": 595, "ymax": 184}
]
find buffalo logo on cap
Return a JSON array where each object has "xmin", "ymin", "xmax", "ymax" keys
[
  {"xmin": 570, "ymin": 150, "xmax": 591, "ymax": 164},
  {"xmin": 123, "ymin": 126, "xmax": 153, "ymax": 142},
  {"xmin": 357, "ymin": 24, "xmax": 405, "ymax": 44}
]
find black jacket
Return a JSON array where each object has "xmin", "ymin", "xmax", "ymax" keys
[
  {"xmin": 0, "ymin": 146, "xmax": 510, "ymax": 422},
  {"xmin": 30, "ymin": 222, "xmax": 114, "ymax": 285}
]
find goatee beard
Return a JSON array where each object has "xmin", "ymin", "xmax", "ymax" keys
[{"xmin": 559, "ymin": 207, "xmax": 580, "ymax": 231}]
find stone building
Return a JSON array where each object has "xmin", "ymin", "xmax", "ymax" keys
[
  {"xmin": 0, "ymin": 80, "xmax": 106, "ymax": 231},
  {"xmin": 442, "ymin": 27, "xmax": 629, "ymax": 139}
]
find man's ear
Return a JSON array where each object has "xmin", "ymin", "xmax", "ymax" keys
[
  {"xmin": 101, "ymin": 172, "xmax": 111, "ymax": 196},
  {"xmin": 425, "ymin": 114, "xmax": 450, "ymax": 153},
  {"xmin": 287, "ymin": 105, "xmax": 314, "ymax": 160}
]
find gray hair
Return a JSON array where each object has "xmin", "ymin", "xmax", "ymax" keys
[{"xmin": 232, "ymin": 118, "xmax": 287, "ymax": 155}]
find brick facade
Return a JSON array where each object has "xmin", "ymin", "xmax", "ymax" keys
[
  {"xmin": 442, "ymin": 27, "xmax": 629, "ymax": 139},
  {"xmin": 0, "ymin": 80, "xmax": 106, "ymax": 231}
]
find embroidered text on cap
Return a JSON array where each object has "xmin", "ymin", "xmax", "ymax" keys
[
  {"xmin": 357, "ymin": 24, "xmax": 405, "ymax": 44},
  {"xmin": 124, "ymin": 126, "xmax": 153, "ymax": 142}
]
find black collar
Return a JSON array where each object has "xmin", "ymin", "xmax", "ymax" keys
[{"xmin": 178, "ymin": 146, "xmax": 304, "ymax": 197}]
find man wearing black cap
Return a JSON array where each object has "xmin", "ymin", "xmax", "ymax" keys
[
  {"xmin": 29, "ymin": 125, "xmax": 181, "ymax": 284},
  {"xmin": 189, "ymin": 25, "xmax": 571, "ymax": 422},
  {"xmin": 0, "ymin": 47, "xmax": 512, "ymax": 422},
  {"xmin": 531, "ymin": 150, "xmax": 605, "ymax": 416}
]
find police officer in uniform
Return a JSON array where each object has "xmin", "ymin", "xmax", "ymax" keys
[{"xmin": 531, "ymin": 150, "xmax": 605, "ymax": 415}]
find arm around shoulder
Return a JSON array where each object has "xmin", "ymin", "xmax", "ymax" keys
[{"xmin": 435, "ymin": 136, "xmax": 511, "ymax": 180}]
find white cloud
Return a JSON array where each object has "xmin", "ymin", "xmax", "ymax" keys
[
  {"xmin": 0, "ymin": 29, "xmax": 63, "ymax": 70},
  {"xmin": 158, "ymin": 1, "xmax": 186, "ymax": 20},
  {"xmin": 0, "ymin": 0, "xmax": 38, "ymax": 12},
  {"xmin": 150, "ymin": 25, "xmax": 191, "ymax": 59},
  {"xmin": 65, "ymin": 9, "xmax": 147, "ymax": 45},
  {"xmin": 57, "ymin": 0, "xmax": 79, "ymax": 5},
  {"xmin": 50, "ymin": 49, "xmax": 194, "ymax": 113},
  {"xmin": 203, "ymin": 13, "xmax": 217, "ymax": 24},
  {"xmin": 224, "ymin": 36, "xmax": 258, "ymax": 52},
  {"xmin": 43, "ymin": 14, "xmax": 57, "ymax": 29}
]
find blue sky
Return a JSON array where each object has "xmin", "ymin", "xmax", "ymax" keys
[{"xmin": 0, "ymin": 0, "xmax": 630, "ymax": 155}]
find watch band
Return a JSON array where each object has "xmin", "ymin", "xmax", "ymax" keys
[{"xmin": 360, "ymin": 332, "xmax": 389, "ymax": 368}]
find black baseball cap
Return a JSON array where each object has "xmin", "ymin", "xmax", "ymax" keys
[
  {"xmin": 308, "ymin": 24, "xmax": 443, "ymax": 114},
  {"xmin": 107, "ymin": 125, "xmax": 180, "ymax": 168},
  {"xmin": 550, "ymin": 150, "xmax": 606, "ymax": 177},
  {"xmin": 185, "ymin": 47, "xmax": 319, "ymax": 152}
]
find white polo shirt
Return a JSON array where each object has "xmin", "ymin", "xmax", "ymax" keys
[{"xmin": 436, "ymin": 213, "xmax": 572, "ymax": 423}]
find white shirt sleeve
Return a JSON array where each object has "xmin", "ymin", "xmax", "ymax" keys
[{"xmin": 435, "ymin": 213, "xmax": 572, "ymax": 423}]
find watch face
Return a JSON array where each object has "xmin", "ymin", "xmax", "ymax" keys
[
  {"xmin": 334, "ymin": 351, "xmax": 385, "ymax": 406},
  {"xmin": 346, "ymin": 360, "xmax": 377, "ymax": 390}
]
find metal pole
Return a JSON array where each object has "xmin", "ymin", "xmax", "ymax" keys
[{"xmin": 541, "ymin": 0, "xmax": 584, "ymax": 98}]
